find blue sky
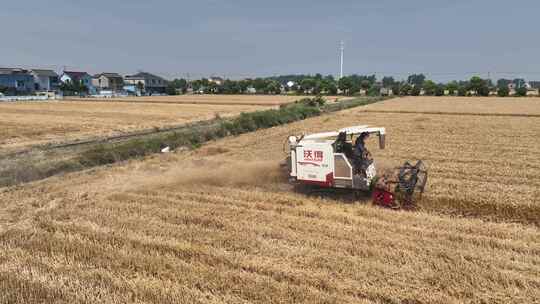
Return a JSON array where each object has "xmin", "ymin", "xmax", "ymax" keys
[{"xmin": 1, "ymin": 0, "xmax": 539, "ymax": 81}]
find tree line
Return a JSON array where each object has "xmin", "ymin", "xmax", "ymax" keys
[
  {"xmin": 3, "ymin": 73, "xmax": 531, "ymax": 98},
  {"xmin": 165, "ymin": 74, "xmax": 537, "ymax": 97}
]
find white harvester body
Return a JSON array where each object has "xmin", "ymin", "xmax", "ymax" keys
[{"xmin": 286, "ymin": 125, "xmax": 386, "ymax": 191}]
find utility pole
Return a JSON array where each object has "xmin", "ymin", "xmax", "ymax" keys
[
  {"xmin": 339, "ymin": 41, "xmax": 344, "ymax": 79},
  {"xmin": 185, "ymin": 73, "xmax": 191, "ymax": 90}
]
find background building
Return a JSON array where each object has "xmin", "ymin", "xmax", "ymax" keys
[
  {"xmin": 92, "ymin": 73, "xmax": 124, "ymax": 92},
  {"xmin": 0, "ymin": 68, "xmax": 35, "ymax": 95},
  {"xmin": 30, "ymin": 69, "xmax": 60, "ymax": 92},
  {"xmin": 60, "ymin": 71, "xmax": 97, "ymax": 95},
  {"xmin": 125, "ymin": 72, "xmax": 168, "ymax": 95}
]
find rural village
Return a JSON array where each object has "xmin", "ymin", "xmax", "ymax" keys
[{"xmin": 2, "ymin": 67, "xmax": 540, "ymax": 101}]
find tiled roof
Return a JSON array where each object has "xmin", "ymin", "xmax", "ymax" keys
[
  {"xmin": 63, "ymin": 71, "xmax": 89, "ymax": 79},
  {"xmin": 94, "ymin": 73, "xmax": 123, "ymax": 79},
  {"xmin": 126, "ymin": 72, "xmax": 166, "ymax": 81},
  {"xmin": 0, "ymin": 67, "xmax": 30, "ymax": 75},
  {"xmin": 31, "ymin": 69, "xmax": 58, "ymax": 77}
]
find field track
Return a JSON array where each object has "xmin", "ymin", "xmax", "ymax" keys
[
  {"xmin": 63, "ymin": 95, "xmax": 347, "ymax": 106},
  {"xmin": 362, "ymin": 96, "xmax": 540, "ymax": 115},
  {"xmin": 360, "ymin": 109, "xmax": 540, "ymax": 117}
]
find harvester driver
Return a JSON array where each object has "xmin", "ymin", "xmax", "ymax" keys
[
  {"xmin": 333, "ymin": 131, "xmax": 354, "ymax": 158},
  {"xmin": 354, "ymin": 132, "xmax": 372, "ymax": 175}
]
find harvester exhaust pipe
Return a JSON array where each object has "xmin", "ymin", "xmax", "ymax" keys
[{"xmin": 379, "ymin": 134, "xmax": 386, "ymax": 149}]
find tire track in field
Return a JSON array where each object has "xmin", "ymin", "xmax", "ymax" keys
[{"xmin": 358, "ymin": 109, "xmax": 540, "ymax": 118}]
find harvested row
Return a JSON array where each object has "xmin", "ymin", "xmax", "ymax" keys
[{"xmin": 0, "ymin": 185, "xmax": 538, "ymax": 303}]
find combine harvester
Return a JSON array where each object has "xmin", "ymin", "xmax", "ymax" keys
[{"xmin": 285, "ymin": 126, "xmax": 427, "ymax": 209}]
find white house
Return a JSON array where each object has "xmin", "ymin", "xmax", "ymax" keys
[
  {"xmin": 60, "ymin": 71, "xmax": 97, "ymax": 95},
  {"xmin": 30, "ymin": 69, "xmax": 60, "ymax": 92},
  {"xmin": 380, "ymin": 87, "xmax": 393, "ymax": 96}
]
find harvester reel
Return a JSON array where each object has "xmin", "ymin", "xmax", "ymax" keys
[{"xmin": 373, "ymin": 160, "xmax": 428, "ymax": 210}]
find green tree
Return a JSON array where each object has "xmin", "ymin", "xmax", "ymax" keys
[
  {"xmin": 411, "ymin": 86, "xmax": 421, "ymax": 96},
  {"xmin": 252, "ymin": 78, "xmax": 268, "ymax": 93},
  {"xmin": 367, "ymin": 86, "xmax": 379, "ymax": 96},
  {"xmin": 399, "ymin": 83, "xmax": 412, "ymax": 96},
  {"xmin": 264, "ymin": 80, "xmax": 281, "ymax": 94},
  {"xmin": 360, "ymin": 79, "xmax": 371, "ymax": 91},
  {"xmin": 457, "ymin": 85, "xmax": 467, "ymax": 96},
  {"xmin": 321, "ymin": 79, "xmax": 337, "ymax": 95},
  {"xmin": 468, "ymin": 76, "xmax": 489, "ymax": 96},
  {"xmin": 238, "ymin": 80, "xmax": 251, "ymax": 93},
  {"xmin": 338, "ymin": 77, "xmax": 355, "ymax": 95},
  {"xmin": 59, "ymin": 80, "xmax": 88, "ymax": 96},
  {"xmin": 423, "ymin": 80, "xmax": 437, "ymax": 95},
  {"xmin": 445, "ymin": 81, "xmax": 459, "ymax": 95},
  {"xmin": 168, "ymin": 78, "xmax": 188, "ymax": 94},
  {"xmin": 382, "ymin": 76, "xmax": 395, "ymax": 88},
  {"xmin": 391, "ymin": 83, "xmax": 401, "ymax": 96},
  {"xmin": 190, "ymin": 80, "xmax": 202, "ymax": 92},
  {"xmin": 515, "ymin": 87, "xmax": 527, "ymax": 97},
  {"xmin": 435, "ymin": 84, "xmax": 445, "ymax": 96},
  {"xmin": 477, "ymin": 86, "xmax": 490, "ymax": 96},
  {"xmin": 221, "ymin": 79, "xmax": 243, "ymax": 94},
  {"xmin": 497, "ymin": 86, "xmax": 509, "ymax": 97},
  {"xmin": 312, "ymin": 80, "xmax": 324, "ymax": 95},
  {"xmin": 165, "ymin": 84, "xmax": 178, "ymax": 95},
  {"xmin": 407, "ymin": 74, "xmax": 426, "ymax": 87},
  {"xmin": 299, "ymin": 78, "xmax": 316, "ymax": 94}
]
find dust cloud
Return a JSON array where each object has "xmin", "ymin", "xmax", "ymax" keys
[{"xmin": 141, "ymin": 160, "xmax": 288, "ymax": 192}]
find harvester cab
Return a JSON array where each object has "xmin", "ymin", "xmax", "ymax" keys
[
  {"xmin": 286, "ymin": 125, "xmax": 386, "ymax": 191},
  {"xmin": 285, "ymin": 125, "xmax": 428, "ymax": 209}
]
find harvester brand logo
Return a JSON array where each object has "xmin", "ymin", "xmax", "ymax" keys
[{"xmin": 304, "ymin": 150, "xmax": 323, "ymax": 162}]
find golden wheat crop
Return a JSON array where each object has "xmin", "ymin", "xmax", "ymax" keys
[
  {"xmin": 196, "ymin": 105, "xmax": 540, "ymax": 225},
  {"xmin": 361, "ymin": 96, "xmax": 540, "ymax": 115},
  {"xmin": 0, "ymin": 97, "xmax": 539, "ymax": 303},
  {"xmin": 0, "ymin": 100, "xmax": 272, "ymax": 151},
  {"xmin": 75, "ymin": 94, "xmax": 348, "ymax": 106}
]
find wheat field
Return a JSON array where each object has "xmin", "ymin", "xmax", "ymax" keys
[
  {"xmin": 0, "ymin": 97, "xmax": 539, "ymax": 303},
  {"xmin": 361, "ymin": 96, "xmax": 540, "ymax": 116},
  {"xmin": 0, "ymin": 99, "xmax": 273, "ymax": 151},
  {"xmin": 72, "ymin": 95, "xmax": 348, "ymax": 106}
]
